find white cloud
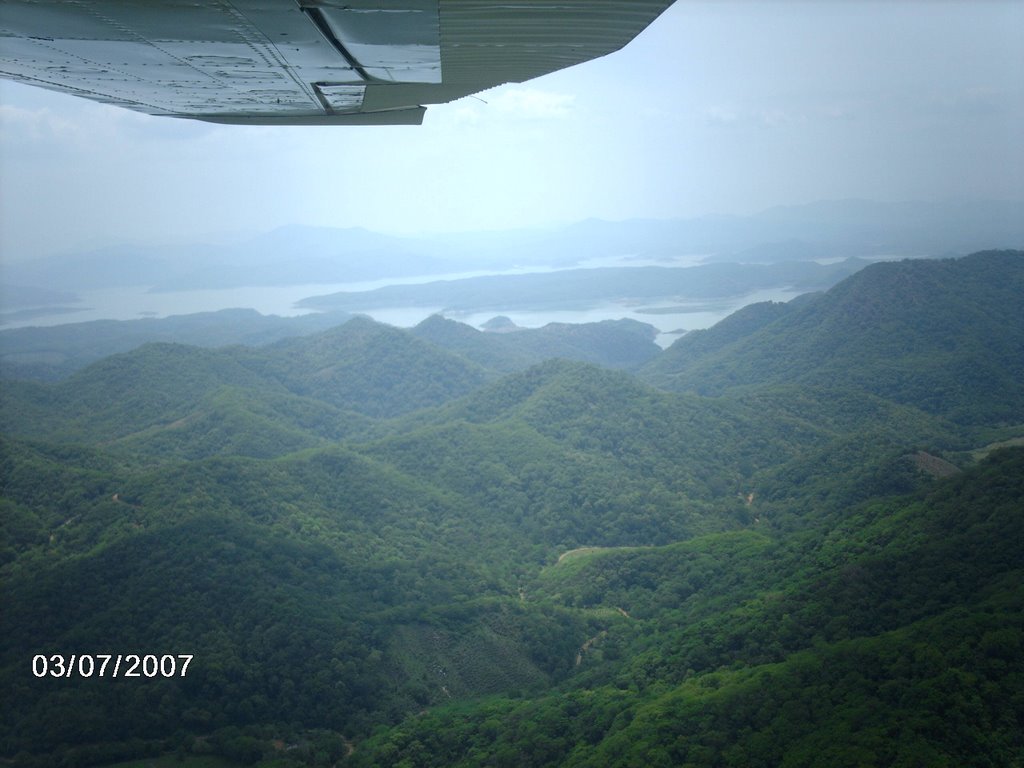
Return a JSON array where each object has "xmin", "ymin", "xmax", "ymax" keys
[
  {"xmin": 487, "ymin": 88, "xmax": 575, "ymax": 119},
  {"xmin": 702, "ymin": 105, "xmax": 741, "ymax": 125},
  {"xmin": 0, "ymin": 103, "xmax": 80, "ymax": 145},
  {"xmin": 760, "ymin": 108, "xmax": 805, "ymax": 129}
]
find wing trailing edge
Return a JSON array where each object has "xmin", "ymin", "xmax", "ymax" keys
[{"xmin": 0, "ymin": 0, "xmax": 674, "ymax": 125}]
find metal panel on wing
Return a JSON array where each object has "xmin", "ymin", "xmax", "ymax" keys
[{"xmin": 0, "ymin": 0, "xmax": 674, "ymax": 125}]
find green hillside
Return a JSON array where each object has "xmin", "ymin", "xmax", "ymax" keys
[
  {"xmin": 0, "ymin": 309, "xmax": 354, "ymax": 382},
  {"xmin": 0, "ymin": 317, "xmax": 479, "ymax": 447},
  {"xmin": 642, "ymin": 250, "xmax": 1024, "ymax": 425},
  {"xmin": 2, "ymin": 252, "xmax": 1022, "ymax": 767},
  {"xmin": 352, "ymin": 448, "xmax": 1024, "ymax": 767},
  {"xmin": 0, "ymin": 301, "xmax": 689, "ymax": 386},
  {"xmin": 231, "ymin": 316, "xmax": 490, "ymax": 418},
  {"xmin": 410, "ymin": 316, "xmax": 662, "ymax": 373}
]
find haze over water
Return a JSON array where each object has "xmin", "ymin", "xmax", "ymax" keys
[
  {"xmin": 0, "ymin": 268, "xmax": 807, "ymax": 348},
  {"xmin": 1, "ymin": 246, "xmax": 834, "ymax": 348}
]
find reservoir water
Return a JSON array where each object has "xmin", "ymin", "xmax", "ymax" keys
[
  {"xmin": 0, "ymin": 253, "xmax": 818, "ymax": 348},
  {"xmin": 0, "ymin": 281, "xmax": 809, "ymax": 348}
]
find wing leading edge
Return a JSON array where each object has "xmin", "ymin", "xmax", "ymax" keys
[{"xmin": 0, "ymin": 0, "xmax": 674, "ymax": 125}]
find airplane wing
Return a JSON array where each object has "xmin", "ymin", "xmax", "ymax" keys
[{"xmin": 0, "ymin": 0, "xmax": 674, "ymax": 126}]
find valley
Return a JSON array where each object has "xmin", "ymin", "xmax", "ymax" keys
[{"xmin": 1, "ymin": 251, "xmax": 1022, "ymax": 767}]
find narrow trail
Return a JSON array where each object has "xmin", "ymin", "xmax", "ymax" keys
[
  {"xmin": 575, "ymin": 605, "xmax": 633, "ymax": 665},
  {"xmin": 557, "ymin": 546, "xmax": 607, "ymax": 564},
  {"xmin": 575, "ymin": 631, "xmax": 607, "ymax": 666}
]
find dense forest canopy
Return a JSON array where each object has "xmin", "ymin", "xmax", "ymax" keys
[{"xmin": 1, "ymin": 251, "xmax": 1022, "ymax": 767}]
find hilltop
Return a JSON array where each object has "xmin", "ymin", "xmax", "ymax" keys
[{"xmin": 642, "ymin": 250, "xmax": 1024, "ymax": 425}]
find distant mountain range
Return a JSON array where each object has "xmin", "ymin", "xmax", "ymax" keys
[
  {"xmin": 0, "ymin": 308, "xmax": 353, "ymax": 381},
  {"xmin": 3, "ymin": 199, "xmax": 1021, "ymax": 298},
  {"xmin": 297, "ymin": 258, "xmax": 870, "ymax": 314}
]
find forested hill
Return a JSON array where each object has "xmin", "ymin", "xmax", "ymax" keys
[
  {"xmin": 351, "ymin": 446, "xmax": 1024, "ymax": 768},
  {"xmin": 0, "ymin": 317, "xmax": 485, "ymax": 446},
  {"xmin": 0, "ymin": 311, "xmax": 663, "ymax": 383},
  {"xmin": 0, "ymin": 314, "xmax": 668, "ymax": 448},
  {"xmin": 642, "ymin": 250, "xmax": 1024, "ymax": 424},
  {"xmin": 2, "ymin": 251, "xmax": 1023, "ymax": 767},
  {"xmin": 0, "ymin": 308, "xmax": 354, "ymax": 382},
  {"xmin": 296, "ymin": 258, "xmax": 868, "ymax": 314},
  {"xmin": 410, "ymin": 315, "xmax": 661, "ymax": 373}
]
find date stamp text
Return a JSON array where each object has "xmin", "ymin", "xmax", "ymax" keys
[{"xmin": 32, "ymin": 654, "xmax": 193, "ymax": 678}]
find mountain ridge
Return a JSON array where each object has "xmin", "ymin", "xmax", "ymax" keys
[
  {"xmin": 6, "ymin": 199, "xmax": 1021, "ymax": 295},
  {"xmin": 642, "ymin": 250, "xmax": 1024, "ymax": 425},
  {"xmin": 2, "ymin": 250, "xmax": 1022, "ymax": 767}
]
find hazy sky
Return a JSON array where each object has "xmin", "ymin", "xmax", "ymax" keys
[{"xmin": 1, "ymin": 0, "xmax": 1022, "ymax": 260}]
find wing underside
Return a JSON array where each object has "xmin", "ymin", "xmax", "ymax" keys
[{"xmin": 0, "ymin": 0, "xmax": 673, "ymax": 125}]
